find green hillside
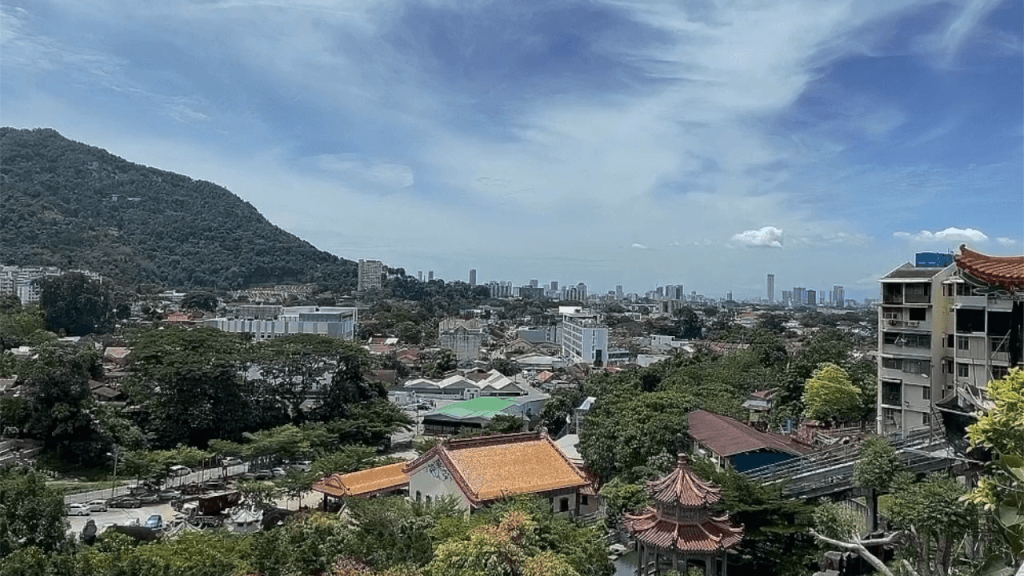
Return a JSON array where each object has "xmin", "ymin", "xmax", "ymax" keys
[{"xmin": 0, "ymin": 128, "xmax": 356, "ymax": 291}]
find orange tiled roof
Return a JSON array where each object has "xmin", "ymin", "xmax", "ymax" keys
[
  {"xmin": 956, "ymin": 245, "xmax": 1024, "ymax": 291},
  {"xmin": 624, "ymin": 511, "xmax": 743, "ymax": 553},
  {"xmin": 313, "ymin": 462, "xmax": 409, "ymax": 498},
  {"xmin": 403, "ymin": 432, "xmax": 591, "ymax": 505}
]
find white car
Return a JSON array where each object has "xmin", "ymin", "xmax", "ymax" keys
[
  {"xmin": 67, "ymin": 503, "xmax": 91, "ymax": 516},
  {"xmin": 86, "ymin": 499, "xmax": 108, "ymax": 512},
  {"xmin": 271, "ymin": 467, "xmax": 287, "ymax": 478}
]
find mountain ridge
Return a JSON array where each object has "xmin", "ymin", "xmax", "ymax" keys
[{"xmin": 0, "ymin": 127, "xmax": 357, "ymax": 291}]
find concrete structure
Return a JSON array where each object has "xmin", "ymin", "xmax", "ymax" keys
[
  {"xmin": 560, "ymin": 309, "xmax": 609, "ymax": 365},
  {"xmin": 877, "ymin": 246, "xmax": 1023, "ymax": 433},
  {"xmin": 438, "ymin": 317, "xmax": 485, "ymax": 362},
  {"xmin": 832, "ymin": 285, "xmax": 845, "ymax": 308},
  {"xmin": 517, "ymin": 325, "xmax": 560, "ymax": 344},
  {"xmin": 357, "ymin": 259, "xmax": 384, "ymax": 291},
  {"xmin": 469, "ymin": 269, "xmax": 476, "ymax": 287},
  {"xmin": 401, "ymin": 369, "xmax": 529, "ymax": 400},
  {"xmin": 767, "ymin": 274, "xmax": 774, "ymax": 303},
  {"xmin": 403, "ymin": 432, "xmax": 592, "ymax": 516},
  {"xmin": 205, "ymin": 306, "xmax": 358, "ymax": 341}
]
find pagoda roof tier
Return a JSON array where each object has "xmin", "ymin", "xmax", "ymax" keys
[
  {"xmin": 624, "ymin": 509, "xmax": 743, "ymax": 553},
  {"xmin": 647, "ymin": 455, "xmax": 722, "ymax": 507},
  {"xmin": 956, "ymin": 245, "xmax": 1024, "ymax": 291}
]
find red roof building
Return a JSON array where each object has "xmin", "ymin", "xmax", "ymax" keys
[
  {"xmin": 624, "ymin": 455, "xmax": 743, "ymax": 576},
  {"xmin": 687, "ymin": 409, "xmax": 808, "ymax": 472},
  {"xmin": 955, "ymin": 245, "xmax": 1024, "ymax": 291}
]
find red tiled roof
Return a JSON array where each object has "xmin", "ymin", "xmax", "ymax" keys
[
  {"xmin": 647, "ymin": 455, "xmax": 722, "ymax": 507},
  {"xmin": 624, "ymin": 511, "xmax": 743, "ymax": 553},
  {"xmin": 688, "ymin": 409, "xmax": 806, "ymax": 458},
  {"xmin": 956, "ymin": 245, "xmax": 1024, "ymax": 291}
]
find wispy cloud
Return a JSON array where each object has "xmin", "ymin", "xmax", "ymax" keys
[
  {"xmin": 631, "ymin": 243, "xmax": 648, "ymax": 250},
  {"xmin": 731, "ymin": 226, "xmax": 784, "ymax": 249},
  {"xmin": 894, "ymin": 227, "xmax": 990, "ymax": 243},
  {"xmin": 997, "ymin": 237, "xmax": 1020, "ymax": 246}
]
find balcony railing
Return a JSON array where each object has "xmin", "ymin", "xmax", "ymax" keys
[{"xmin": 883, "ymin": 294, "xmax": 903, "ymax": 304}]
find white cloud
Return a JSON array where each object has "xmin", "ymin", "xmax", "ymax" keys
[
  {"xmin": 310, "ymin": 154, "xmax": 414, "ymax": 189},
  {"xmin": 731, "ymin": 226, "xmax": 784, "ymax": 249},
  {"xmin": 997, "ymin": 237, "xmax": 1019, "ymax": 246},
  {"xmin": 894, "ymin": 227, "xmax": 989, "ymax": 243},
  {"xmin": 631, "ymin": 243, "xmax": 648, "ymax": 250}
]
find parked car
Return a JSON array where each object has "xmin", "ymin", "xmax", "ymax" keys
[
  {"xmin": 168, "ymin": 465, "xmax": 192, "ymax": 477},
  {"xmin": 145, "ymin": 514, "xmax": 163, "ymax": 530},
  {"xmin": 289, "ymin": 461, "xmax": 312, "ymax": 472},
  {"xmin": 158, "ymin": 490, "xmax": 181, "ymax": 501},
  {"xmin": 221, "ymin": 457, "xmax": 243, "ymax": 467},
  {"xmin": 86, "ymin": 499, "xmax": 108, "ymax": 512},
  {"xmin": 271, "ymin": 467, "xmax": 287, "ymax": 478},
  {"xmin": 108, "ymin": 497, "xmax": 140, "ymax": 509},
  {"xmin": 138, "ymin": 493, "xmax": 160, "ymax": 505},
  {"xmin": 253, "ymin": 470, "xmax": 273, "ymax": 480},
  {"xmin": 67, "ymin": 503, "xmax": 90, "ymax": 516}
]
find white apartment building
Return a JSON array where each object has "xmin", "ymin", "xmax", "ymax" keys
[
  {"xmin": 1, "ymin": 266, "xmax": 103, "ymax": 304},
  {"xmin": 560, "ymin": 309, "xmax": 609, "ymax": 366},
  {"xmin": 438, "ymin": 317, "xmax": 485, "ymax": 362},
  {"xmin": 357, "ymin": 259, "xmax": 384, "ymax": 291},
  {"xmin": 205, "ymin": 306, "xmax": 358, "ymax": 341},
  {"xmin": 877, "ymin": 247, "xmax": 1023, "ymax": 434}
]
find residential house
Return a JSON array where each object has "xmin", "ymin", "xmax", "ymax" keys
[{"xmin": 686, "ymin": 409, "xmax": 808, "ymax": 472}]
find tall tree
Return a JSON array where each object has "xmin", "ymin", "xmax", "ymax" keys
[
  {"xmin": 37, "ymin": 272, "xmax": 115, "ymax": 336},
  {"xmin": 801, "ymin": 362, "xmax": 862, "ymax": 424},
  {"xmin": 0, "ymin": 466, "xmax": 70, "ymax": 559},
  {"xmin": 256, "ymin": 334, "xmax": 350, "ymax": 423},
  {"xmin": 126, "ymin": 326, "xmax": 256, "ymax": 447}
]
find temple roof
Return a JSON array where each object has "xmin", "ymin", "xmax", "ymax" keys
[
  {"xmin": 403, "ymin": 431, "xmax": 591, "ymax": 506},
  {"xmin": 647, "ymin": 455, "xmax": 722, "ymax": 507},
  {"xmin": 624, "ymin": 510, "xmax": 743, "ymax": 553},
  {"xmin": 313, "ymin": 462, "xmax": 409, "ymax": 498},
  {"xmin": 956, "ymin": 245, "xmax": 1024, "ymax": 291}
]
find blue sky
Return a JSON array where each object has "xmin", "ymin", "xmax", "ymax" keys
[{"xmin": 2, "ymin": 0, "xmax": 1021, "ymax": 299}]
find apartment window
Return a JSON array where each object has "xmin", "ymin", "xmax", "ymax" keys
[
  {"xmin": 881, "ymin": 381, "xmax": 902, "ymax": 406},
  {"xmin": 947, "ymin": 334, "xmax": 955, "ymax": 349},
  {"xmin": 906, "ymin": 334, "xmax": 930, "ymax": 348},
  {"xmin": 581, "ymin": 495, "xmax": 589, "ymax": 506},
  {"xmin": 992, "ymin": 366, "xmax": 1010, "ymax": 380},
  {"xmin": 991, "ymin": 338, "xmax": 1009, "ymax": 353},
  {"xmin": 942, "ymin": 284, "xmax": 953, "ymax": 297},
  {"xmin": 882, "ymin": 357, "xmax": 902, "ymax": 370},
  {"xmin": 416, "ymin": 491, "xmax": 422, "ymax": 502},
  {"xmin": 957, "ymin": 363, "xmax": 970, "ymax": 378},
  {"xmin": 559, "ymin": 497, "xmax": 570, "ymax": 513},
  {"xmin": 905, "ymin": 284, "xmax": 929, "ymax": 303},
  {"xmin": 957, "ymin": 336, "xmax": 969, "ymax": 351},
  {"xmin": 942, "ymin": 359, "xmax": 953, "ymax": 374},
  {"xmin": 884, "ymin": 332, "xmax": 901, "ymax": 345},
  {"xmin": 922, "ymin": 386, "xmax": 931, "ymax": 400},
  {"xmin": 956, "ymin": 283, "xmax": 973, "ymax": 296},
  {"xmin": 908, "ymin": 308, "xmax": 926, "ymax": 321},
  {"xmin": 922, "ymin": 412, "xmax": 931, "ymax": 426},
  {"xmin": 904, "ymin": 359, "xmax": 930, "ymax": 374}
]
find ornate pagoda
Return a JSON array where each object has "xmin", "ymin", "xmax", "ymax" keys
[{"xmin": 624, "ymin": 455, "xmax": 743, "ymax": 576}]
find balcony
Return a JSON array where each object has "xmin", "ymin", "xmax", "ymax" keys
[
  {"xmin": 883, "ymin": 294, "xmax": 903, "ymax": 305},
  {"xmin": 881, "ymin": 392, "xmax": 901, "ymax": 407},
  {"xmin": 904, "ymin": 293, "xmax": 931, "ymax": 304},
  {"xmin": 953, "ymin": 295, "xmax": 987, "ymax": 308}
]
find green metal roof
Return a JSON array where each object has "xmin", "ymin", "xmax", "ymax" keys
[{"xmin": 430, "ymin": 397, "xmax": 517, "ymax": 420}]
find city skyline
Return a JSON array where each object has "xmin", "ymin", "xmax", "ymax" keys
[{"xmin": 2, "ymin": 0, "xmax": 1020, "ymax": 296}]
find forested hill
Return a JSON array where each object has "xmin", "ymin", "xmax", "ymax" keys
[{"xmin": 0, "ymin": 128, "xmax": 357, "ymax": 291}]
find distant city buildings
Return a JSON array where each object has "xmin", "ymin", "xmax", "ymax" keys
[
  {"xmin": 357, "ymin": 259, "xmax": 384, "ymax": 291},
  {"xmin": 833, "ymin": 285, "xmax": 844, "ymax": 308},
  {"xmin": 469, "ymin": 269, "xmax": 477, "ymax": 287},
  {"xmin": 438, "ymin": 318, "xmax": 485, "ymax": 362},
  {"xmin": 0, "ymin": 265, "xmax": 103, "ymax": 304},
  {"xmin": 767, "ymin": 274, "xmax": 774, "ymax": 303},
  {"xmin": 205, "ymin": 306, "xmax": 358, "ymax": 340},
  {"xmin": 560, "ymin": 308, "xmax": 609, "ymax": 366}
]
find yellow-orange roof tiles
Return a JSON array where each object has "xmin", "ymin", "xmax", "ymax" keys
[
  {"xmin": 313, "ymin": 462, "xmax": 409, "ymax": 498},
  {"xmin": 406, "ymin": 432, "xmax": 590, "ymax": 504}
]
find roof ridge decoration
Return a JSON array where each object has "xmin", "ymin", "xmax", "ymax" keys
[
  {"xmin": 955, "ymin": 244, "xmax": 1024, "ymax": 291},
  {"xmin": 647, "ymin": 454, "xmax": 722, "ymax": 507}
]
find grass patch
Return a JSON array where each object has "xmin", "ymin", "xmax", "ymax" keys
[{"xmin": 48, "ymin": 479, "xmax": 133, "ymax": 495}]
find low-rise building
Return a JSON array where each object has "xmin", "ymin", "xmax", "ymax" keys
[
  {"xmin": 419, "ymin": 394, "xmax": 548, "ymax": 436},
  {"xmin": 686, "ymin": 409, "xmax": 808, "ymax": 472},
  {"xmin": 438, "ymin": 318, "xmax": 485, "ymax": 362},
  {"xmin": 403, "ymin": 432, "xmax": 593, "ymax": 516},
  {"xmin": 205, "ymin": 306, "xmax": 358, "ymax": 341}
]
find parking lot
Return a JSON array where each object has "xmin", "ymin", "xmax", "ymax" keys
[{"xmin": 67, "ymin": 501, "xmax": 178, "ymax": 537}]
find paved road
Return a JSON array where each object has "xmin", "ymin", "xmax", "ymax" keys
[{"xmin": 64, "ymin": 463, "xmax": 250, "ymax": 505}]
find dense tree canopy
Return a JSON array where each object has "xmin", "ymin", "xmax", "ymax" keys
[
  {"xmin": 37, "ymin": 273, "xmax": 116, "ymax": 336},
  {"xmin": 0, "ymin": 466, "xmax": 70, "ymax": 559}
]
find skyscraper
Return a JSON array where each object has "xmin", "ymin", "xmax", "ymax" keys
[
  {"xmin": 469, "ymin": 269, "xmax": 476, "ymax": 286},
  {"xmin": 357, "ymin": 259, "xmax": 384, "ymax": 291},
  {"xmin": 428, "ymin": 271, "xmax": 434, "ymax": 281},
  {"xmin": 767, "ymin": 274, "xmax": 775, "ymax": 303},
  {"xmin": 806, "ymin": 289, "xmax": 816, "ymax": 306},
  {"xmin": 833, "ymin": 285, "xmax": 845, "ymax": 308}
]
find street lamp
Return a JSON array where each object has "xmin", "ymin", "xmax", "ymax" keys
[{"xmin": 106, "ymin": 445, "xmax": 120, "ymax": 500}]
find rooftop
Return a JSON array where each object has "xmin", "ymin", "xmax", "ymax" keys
[
  {"xmin": 956, "ymin": 245, "xmax": 1024, "ymax": 291},
  {"xmin": 313, "ymin": 462, "xmax": 409, "ymax": 498},
  {"xmin": 881, "ymin": 262, "xmax": 950, "ymax": 281},
  {"xmin": 427, "ymin": 396, "xmax": 518, "ymax": 420},
  {"xmin": 688, "ymin": 409, "xmax": 807, "ymax": 458},
  {"xmin": 404, "ymin": 432, "xmax": 590, "ymax": 505}
]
